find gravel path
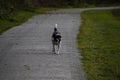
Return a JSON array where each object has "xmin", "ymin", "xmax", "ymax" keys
[{"xmin": 0, "ymin": 7, "xmax": 119, "ymax": 80}]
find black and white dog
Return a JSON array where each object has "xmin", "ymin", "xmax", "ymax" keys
[{"xmin": 51, "ymin": 24, "xmax": 62, "ymax": 54}]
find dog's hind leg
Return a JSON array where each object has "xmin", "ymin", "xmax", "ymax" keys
[
  {"xmin": 56, "ymin": 45, "xmax": 59, "ymax": 54},
  {"xmin": 57, "ymin": 42, "xmax": 61, "ymax": 54}
]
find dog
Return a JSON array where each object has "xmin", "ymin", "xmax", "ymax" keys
[{"xmin": 51, "ymin": 24, "xmax": 62, "ymax": 54}]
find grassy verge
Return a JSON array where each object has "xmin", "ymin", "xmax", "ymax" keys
[
  {"xmin": 0, "ymin": 7, "xmax": 57, "ymax": 34},
  {"xmin": 77, "ymin": 9, "xmax": 120, "ymax": 80}
]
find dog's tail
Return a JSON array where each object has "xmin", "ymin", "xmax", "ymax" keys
[{"xmin": 55, "ymin": 24, "xmax": 58, "ymax": 29}]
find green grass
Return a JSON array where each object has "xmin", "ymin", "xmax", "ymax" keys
[
  {"xmin": 0, "ymin": 7, "xmax": 57, "ymax": 34},
  {"xmin": 77, "ymin": 9, "xmax": 120, "ymax": 80}
]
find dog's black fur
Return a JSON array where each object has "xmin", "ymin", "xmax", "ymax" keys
[{"xmin": 51, "ymin": 26, "xmax": 62, "ymax": 54}]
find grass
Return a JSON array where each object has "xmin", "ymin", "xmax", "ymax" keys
[
  {"xmin": 0, "ymin": 7, "xmax": 57, "ymax": 34},
  {"xmin": 77, "ymin": 9, "xmax": 120, "ymax": 80}
]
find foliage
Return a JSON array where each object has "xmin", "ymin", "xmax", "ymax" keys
[{"xmin": 0, "ymin": 0, "xmax": 120, "ymax": 19}]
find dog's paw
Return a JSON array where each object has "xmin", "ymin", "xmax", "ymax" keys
[{"xmin": 56, "ymin": 51, "xmax": 59, "ymax": 55}]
